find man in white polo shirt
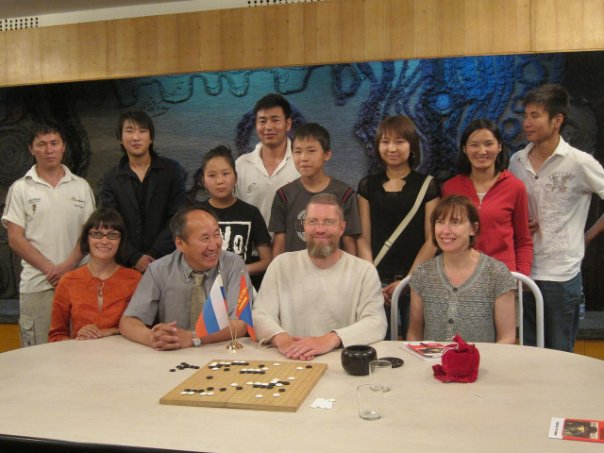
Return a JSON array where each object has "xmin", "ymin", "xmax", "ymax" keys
[
  {"xmin": 235, "ymin": 93, "xmax": 300, "ymax": 227},
  {"xmin": 2, "ymin": 122, "xmax": 95, "ymax": 346}
]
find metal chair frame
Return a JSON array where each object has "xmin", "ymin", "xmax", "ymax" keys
[{"xmin": 389, "ymin": 271, "xmax": 545, "ymax": 347}]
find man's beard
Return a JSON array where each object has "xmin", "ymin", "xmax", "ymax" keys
[{"xmin": 307, "ymin": 238, "xmax": 337, "ymax": 259}]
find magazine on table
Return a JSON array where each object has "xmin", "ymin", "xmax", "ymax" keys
[
  {"xmin": 548, "ymin": 417, "xmax": 604, "ymax": 443},
  {"xmin": 404, "ymin": 342, "xmax": 447, "ymax": 360}
]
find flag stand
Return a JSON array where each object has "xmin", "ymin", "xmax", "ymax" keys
[
  {"xmin": 226, "ymin": 340, "xmax": 243, "ymax": 353},
  {"xmin": 226, "ymin": 318, "xmax": 243, "ymax": 353}
]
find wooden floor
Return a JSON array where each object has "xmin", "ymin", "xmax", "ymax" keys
[
  {"xmin": 573, "ymin": 339, "xmax": 604, "ymax": 360},
  {"xmin": 0, "ymin": 324, "xmax": 20, "ymax": 352}
]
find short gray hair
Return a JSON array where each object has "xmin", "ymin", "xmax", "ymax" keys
[{"xmin": 306, "ymin": 193, "xmax": 343, "ymax": 219}]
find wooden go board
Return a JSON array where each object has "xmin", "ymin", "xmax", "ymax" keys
[{"xmin": 160, "ymin": 359, "xmax": 328, "ymax": 412}]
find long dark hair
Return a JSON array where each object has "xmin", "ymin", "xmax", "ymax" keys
[
  {"xmin": 187, "ymin": 145, "xmax": 236, "ymax": 203},
  {"xmin": 457, "ymin": 119, "xmax": 509, "ymax": 175}
]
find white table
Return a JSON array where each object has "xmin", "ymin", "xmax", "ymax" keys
[{"xmin": 0, "ymin": 337, "xmax": 603, "ymax": 452}]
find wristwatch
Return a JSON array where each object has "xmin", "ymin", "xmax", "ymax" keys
[{"xmin": 192, "ymin": 331, "xmax": 202, "ymax": 347}]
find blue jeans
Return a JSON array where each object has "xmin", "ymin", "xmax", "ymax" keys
[{"xmin": 522, "ymin": 273, "xmax": 582, "ymax": 352}]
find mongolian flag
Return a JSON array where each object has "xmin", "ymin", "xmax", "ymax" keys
[
  {"xmin": 236, "ymin": 274, "xmax": 256, "ymax": 341},
  {"xmin": 195, "ymin": 274, "xmax": 229, "ymax": 337}
]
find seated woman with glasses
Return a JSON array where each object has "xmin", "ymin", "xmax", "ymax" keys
[
  {"xmin": 406, "ymin": 195, "xmax": 517, "ymax": 344},
  {"xmin": 48, "ymin": 208, "xmax": 141, "ymax": 342}
]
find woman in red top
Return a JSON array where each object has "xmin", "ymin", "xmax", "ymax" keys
[
  {"xmin": 442, "ymin": 119, "xmax": 533, "ymax": 275},
  {"xmin": 49, "ymin": 208, "xmax": 141, "ymax": 342}
]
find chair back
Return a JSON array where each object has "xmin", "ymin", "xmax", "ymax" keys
[
  {"xmin": 389, "ymin": 272, "xmax": 545, "ymax": 347},
  {"xmin": 389, "ymin": 276, "xmax": 410, "ymax": 341},
  {"xmin": 511, "ymin": 272, "xmax": 545, "ymax": 348}
]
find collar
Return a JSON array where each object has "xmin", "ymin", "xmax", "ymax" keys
[
  {"xmin": 116, "ymin": 151, "xmax": 163, "ymax": 176},
  {"xmin": 249, "ymin": 138, "xmax": 293, "ymax": 164},
  {"xmin": 177, "ymin": 250, "xmax": 219, "ymax": 282},
  {"xmin": 25, "ymin": 164, "xmax": 73, "ymax": 186},
  {"xmin": 518, "ymin": 136, "xmax": 570, "ymax": 164},
  {"xmin": 377, "ymin": 169, "xmax": 415, "ymax": 184}
]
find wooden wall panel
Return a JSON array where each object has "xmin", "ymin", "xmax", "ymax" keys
[
  {"xmin": 5, "ymin": 28, "xmax": 42, "ymax": 85},
  {"xmin": 107, "ymin": 20, "xmax": 137, "ymax": 79},
  {"xmin": 77, "ymin": 22, "xmax": 108, "ymax": 81},
  {"xmin": 199, "ymin": 11, "xmax": 222, "ymax": 71},
  {"xmin": 41, "ymin": 22, "xmax": 79, "ymax": 82},
  {"xmin": 0, "ymin": 0, "xmax": 602, "ymax": 87},
  {"xmin": 532, "ymin": 0, "xmax": 604, "ymax": 52}
]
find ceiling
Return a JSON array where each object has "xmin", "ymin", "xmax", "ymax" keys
[
  {"xmin": 0, "ymin": 1, "xmax": 178, "ymax": 18},
  {"xmin": 0, "ymin": 1, "xmax": 316, "ymax": 27}
]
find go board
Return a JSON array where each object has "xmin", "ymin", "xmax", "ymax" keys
[{"xmin": 160, "ymin": 359, "xmax": 328, "ymax": 412}]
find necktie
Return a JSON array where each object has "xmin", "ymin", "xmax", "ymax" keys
[{"xmin": 190, "ymin": 272, "xmax": 206, "ymax": 330}]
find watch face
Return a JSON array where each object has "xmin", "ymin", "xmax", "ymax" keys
[{"xmin": 193, "ymin": 337, "xmax": 201, "ymax": 347}]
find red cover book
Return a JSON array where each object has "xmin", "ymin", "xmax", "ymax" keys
[
  {"xmin": 548, "ymin": 417, "xmax": 604, "ymax": 443},
  {"xmin": 404, "ymin": 342, "xmax": 446, "ymax": 359}
]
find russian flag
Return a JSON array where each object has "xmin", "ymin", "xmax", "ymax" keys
[
  {"xmin": 195, "ymin": 274, "xmax": 229, "ymax": 337},
  {"xmin": 236, "ymin": 275, "xmax": 256, "ymax": 341}
]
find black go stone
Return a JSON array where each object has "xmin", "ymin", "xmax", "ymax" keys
[
  {"xmin": 236, "ymin": 386, "xmax": 243, "ymax": 390},
  {"xmin": 220, "ymin": 388, "xmax": 227, "ymax": 392},
  {"xmin": 169, "ymin": 369, "xmax": 176, "ymax": 372},
  {"xmin": 279, "ymin": 388, "xmax": 286, "ymax": 393},
  {"xmin": 206, "ymin": 376, "xmax": 213, "ymax": 380}
]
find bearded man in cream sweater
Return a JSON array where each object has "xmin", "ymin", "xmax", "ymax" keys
[{"xmin": 253, "ymin": 193, "xmax": 387, "ymax": 361}]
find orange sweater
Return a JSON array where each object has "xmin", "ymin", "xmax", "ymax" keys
[{"xmin": 49, "ymin": 265, "xmax": 141, "ymax": 342}]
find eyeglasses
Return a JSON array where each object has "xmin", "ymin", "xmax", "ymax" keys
[
  {"xmin": 89, "ymin": 230, "xmax": 121, "ymax": 240},
  {"xmin": 305, "ymin": 218, "xmax": 338, "ymax": 228}
]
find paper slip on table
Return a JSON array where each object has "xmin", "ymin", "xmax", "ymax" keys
[{"xmin": 160, "ymin": 358, "xmax": 327, "ymax": 412}]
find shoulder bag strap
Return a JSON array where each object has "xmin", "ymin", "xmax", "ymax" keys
[{"xmin": 373, "ymin": 175, "xmax": 434, "ymax": 267}]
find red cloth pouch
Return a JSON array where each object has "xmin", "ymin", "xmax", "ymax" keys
[{"xmin": 432, "ymin": 334, "xmax": 480, "ymax": 383}]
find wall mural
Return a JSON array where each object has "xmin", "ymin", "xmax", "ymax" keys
[{"xmin": 0, "ymin": 51, "xmax": 602, "ymax": 309}]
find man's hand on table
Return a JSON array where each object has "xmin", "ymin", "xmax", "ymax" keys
[
  {"xmin": 150, "ymin": 321, "xmax": 191, "ymax": 350},
  {"xmin": 272, "ymin": 331, "xmax": 341, "ymax": 361}
]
